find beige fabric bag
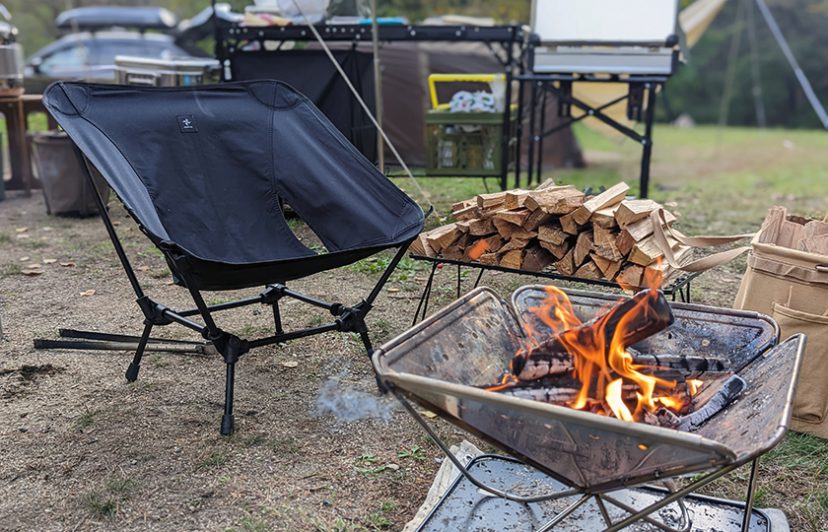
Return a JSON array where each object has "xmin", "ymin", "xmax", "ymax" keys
[{"xmin": 734, "ymin": 235, "xmax": 828, "ymax": 438}]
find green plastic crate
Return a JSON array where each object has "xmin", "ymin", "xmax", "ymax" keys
[{"xmin": 425, "ymin": 109, "xmax": 516, "ymax": 177}]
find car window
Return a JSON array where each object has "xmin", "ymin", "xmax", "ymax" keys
[
  {"xmin": 90, "ymin": 40, "xmax": 184, "ymax": 65},
  {"xmin": 39, "ymin": 44, "xmax": 90, "ymax": 75}
]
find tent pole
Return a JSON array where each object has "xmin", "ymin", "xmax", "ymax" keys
[
  {"xmin": 371, "ymin": 0, "xmax": 384, "ymax": 171},
  {"xmin": 755, "ymin": 0, "xmax": 828, "ymax": 129},
  {"xmin": 745, "ymin": 0, "xmax": 766, "ymax": 128}
]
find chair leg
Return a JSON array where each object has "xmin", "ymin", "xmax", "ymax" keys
[
  {"xmin": 125, "ymin": 322, "xmax": 153, "ymax": 383},
  {"xmin": 221, "ymin": 362, "xmax": 236, "ymax": 436},
  {"xmin": 359, "ymin": 330, "xmax": 387, "ymax": 393}
]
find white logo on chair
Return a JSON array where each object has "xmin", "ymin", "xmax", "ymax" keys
[{"xmin": 177, "ymin": 115, "xmax": 198, "ymax": 133}]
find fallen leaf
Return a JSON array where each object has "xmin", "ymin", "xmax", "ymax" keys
[
  {"xmin": 14, "ymin": 227, "xmax": 27, "ymax": 233},
  {"xmin": 420, "ymin": 410, "xmax": 437, "ymax": 419},
  {"xmin": 19, "ymin": 256, "xmax": 30, "ymax": 262},
  {"xmin": 280, "ymin": 360, "xmax": 299, "ymax": 368},
  {"xmin": 21, "ymin": 269, "xmax": 43, "ymax": 276},
  {"xmin": 60, "ymin": 262, "xmax": 76, "ymax": 268},
  {"xmin": 80, "ymin": 289, "xmax": 96, "ymax": 297},
  {"xmin": 42, "ymin": 259, "xmax": 57, "ymax": 264}
]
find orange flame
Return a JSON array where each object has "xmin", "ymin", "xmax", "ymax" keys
[{"xmin": 520, "ymin": 282, "xmax": 696, "ymax": 422}]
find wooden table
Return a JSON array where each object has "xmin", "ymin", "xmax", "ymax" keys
[{"xmin": 0, "ymin": 93, "xmax": 55, "ymax": 195}]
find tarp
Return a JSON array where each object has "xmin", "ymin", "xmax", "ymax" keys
[{"xmin": 42, "ymin": 80, "xmax": 424, "ymax": 290}]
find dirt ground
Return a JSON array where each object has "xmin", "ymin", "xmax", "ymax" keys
[{"xmin": 0, "ymin": 177, "xmax": 824, "ymax": 530}]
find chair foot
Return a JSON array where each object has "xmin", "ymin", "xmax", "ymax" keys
[
  {"xmin": 125, "ymin": 362, "xmax": 140, "ymax": 382},
  {"xmin": 220, "ymin": 414, "xmax": 235, "ymax": 436}
]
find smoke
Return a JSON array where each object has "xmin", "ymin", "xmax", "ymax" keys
[{"xmin": 315, "ymin": 373, "xmax": 396, "ymax": 424}]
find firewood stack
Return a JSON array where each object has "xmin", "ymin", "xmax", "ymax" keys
[{"xmin": 410, "ymin": 180, "xmax": 692, "ymax": 288}]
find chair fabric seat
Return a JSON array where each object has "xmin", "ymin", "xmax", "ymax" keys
[{"xmin": 43, "ymin": 80, "xmax": 424, "ymax": 290}]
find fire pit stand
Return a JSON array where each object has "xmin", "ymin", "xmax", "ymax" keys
[
  {"xmin": 409, "ymin": 254, "xmax": 699, "ymax": 326},
  {"xmin": 375, "ymin": 286, "xmax": 805, "ymax": 532}
]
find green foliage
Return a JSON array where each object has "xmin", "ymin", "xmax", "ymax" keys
[{"xmin": 664, "ymin": 0, "xmax": 828, "ymax": 128}]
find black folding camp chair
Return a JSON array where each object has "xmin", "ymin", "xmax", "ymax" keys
[{"xmin": 37, "ymin": 80, "xmax": 425, "ymax": 435}]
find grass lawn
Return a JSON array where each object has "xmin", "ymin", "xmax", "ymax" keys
[{"xmin": 392, "ymin": 123, "xmax": 828, "ymax": 529}]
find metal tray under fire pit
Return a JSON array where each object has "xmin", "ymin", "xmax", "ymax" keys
[{"xmin": 373, "ymin": 287, "xmax": 805, "ymax": 493}]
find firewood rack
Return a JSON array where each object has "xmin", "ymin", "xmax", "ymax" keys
[{"xmin": 409, "ymin": 253, "xmax": 698, "ymax": 325}]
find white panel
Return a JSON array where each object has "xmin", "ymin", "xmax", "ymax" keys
[{"xmin": 532, "ymin": 0, "xmax": 679, "ymax": 44}]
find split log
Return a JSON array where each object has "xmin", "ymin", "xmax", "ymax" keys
[
  {"xmin": 468, "ymin": 218, "xmax": 496, "ymax": 236},
  {"xmin": 571, "ymin": 182, "xmax": 630, "ymax": 225},
  {"xmin": 522, "ymin": 245, "xmax": 555, "ymax": 272},
  {"xmin": 452, "ymin": 202, "xmax": 478, "ymax": 221},
  {"xmin": 425, "ymin": 223, "xmax": 460, "ymax": 252},
  {"xmin": 464, "ymin": 234, "xmax": 503, "ymax": 261},
  {"xmin": 617, "ymin": 265, "xmax": 644, "ymax": 288},
  {"xmin": 478, "ymin": 252, "xmax": 498, "ymax": 265},
  {"xmin": 409, "ymin": 233, "xmax": 436, "ymax": 257},
  {"xmin": 493, "ymin": 218, "xmax": 537, "ymax": 241},
  {"xmin": 592, "ymin": 224, "xmax": 617, "ymax": 246},
  {"xmin": 591, "ymin": 205, "xmax": 620, "ymax": 228},
  {"xmin": 615, "ymin": 199, "xmax": 660, "ymax": 227},
  {"xmin": 593, "ymin": 239, "xmax": 624, "ymax": 262},
  {"xmin": 560, "ymin": 212, "xmax": 581, "ymax": 235},
  {"xmin": 555, "ymin": 248, "xmax": 576, "ymax": 275},
  {"xmin": 535, "ymin": 177, "xmax": 557, "ymax": 190},
  {"xmin": 616, "ymin": 230, "xmax": 636, "ymax": 256},
  {"xmin": 504, "ymin": 190, "xmax": 531, "ymax": 210},
  {"xmin": 591, "ymin": 253, "xmax": 622, "ymax": 280},
  {"xmin": 494, "ymin": 208, "xmax": 530, "ymax": 227},
  {"xmin": 499, "ymin": 249, "xmax": 523, "ymax": 269},
  {"xmin": 523, "ymin": 209, "xmax": 553, "ymax": 231},
  {"xmin": 538, "ymin": 224, "xmax": 568, "ymax": 246},
  {"xmin": 623, "ymin": 211, "xmax": 677, "ymax": 242},
  {"xmin": 574, "ymin": 260, "xmax": 602, "ymax": 280},
  {"xmin": 629, "ymin": 233, "xmax": 681, "ymax": 266},
  {"xmin": 525, "ymin": 186, "xmax": 585, "ymax": 214},
  {"xmin": 476, "ymin": 191, "xmax": 508, "ymax": 210},
  {"xmin": 539, "ymin": 239, "xmax": 571, "ymax": 260},
  {"xmin": 573, "ymin": 231, "xmax": 594, "ymax": 267},
  {"xmin": 499, "ymin": 237, "xmax": 532, "ymax": 253}
]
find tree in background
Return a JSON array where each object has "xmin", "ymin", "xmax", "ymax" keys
[{"xmin": 663, "ymin": 0, "xmax": 828, "ymax": 129}]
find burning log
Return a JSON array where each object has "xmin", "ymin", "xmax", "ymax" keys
[
  {"xmin": 517, "ymin": 350, "xmax": 728, "ymax": 383},
  {"xmin": 678, "ymin": 375, "xmax": 746, "ymax": 431},
  {"xmin": 511, "ymin": 289, "xmax": 674, "ymax": 377}
]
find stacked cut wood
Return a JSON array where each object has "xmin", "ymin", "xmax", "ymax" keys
[{"xmin": 410, "ymin": 180, "xmax": 693, "ymax": 288}]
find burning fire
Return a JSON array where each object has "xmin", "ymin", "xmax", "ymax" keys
[{"xmin": 499, "ymin": 260, "xmax": 701, "ymax": 422}]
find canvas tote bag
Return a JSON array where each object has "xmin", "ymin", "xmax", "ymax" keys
[{"xmin": 735, "ymin": 235, "xmax": 828, "ymax": 438}]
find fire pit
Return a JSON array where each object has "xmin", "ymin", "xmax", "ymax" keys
[{"xmin": 373, "ymin": 286, "xmax": 805, "ymax": 529}]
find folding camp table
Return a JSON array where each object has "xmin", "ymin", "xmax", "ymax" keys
[{"xmin": 36, "ymin": 80, "xmax": 424, "ymax": 435}]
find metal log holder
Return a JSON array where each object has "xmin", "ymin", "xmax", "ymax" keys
[
  {"xmin": 373, "ymin": 286, "xmax": 805, "ymax": 531},
  {"xmin": 409, "ymin": 253, "xmax": 698, "ymax": 325}
]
